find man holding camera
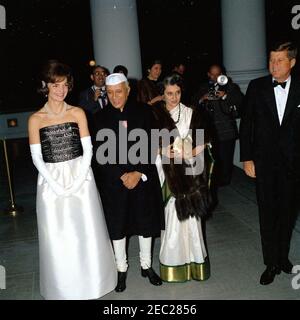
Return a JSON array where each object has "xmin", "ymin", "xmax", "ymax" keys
[
  {"xmin": 79, "ymin": 65, "xmax": 110, "ymax": 115},
  {"xmin": 193, "ymin": 64, "xmax": 244, "ymax": 207}
]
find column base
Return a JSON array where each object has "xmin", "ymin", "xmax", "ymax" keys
[{"xmin": 227, "ymin": 69, "xmax": 269, "ymax": 93}]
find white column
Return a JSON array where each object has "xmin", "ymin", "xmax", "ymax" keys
[
  {"xmin": 221, "ymin": 0, "xmax": 268, "ymax": 93},
  {"xmin": 90, "ymin": 0, "xmax": 142, "ymax": 79},
  {"xmin": 0, "ymin": 5, "xmax": 6, "ymax": 30},
  {"xmin": 221, "ymin": 0, "xmax": 268, "ymax": 169}
]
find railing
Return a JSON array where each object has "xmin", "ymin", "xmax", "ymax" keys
[{"xmin": 0, "ymin": 111, "xmax": 33, "ymax": 216}]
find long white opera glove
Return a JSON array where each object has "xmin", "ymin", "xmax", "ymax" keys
[
  {"xmin": 30, "ymin": 144, "xmax": 65, "ymax": 196},
  {"xmin": 65, "ymin": 136, "xmax": 93, "ymax": 195}
]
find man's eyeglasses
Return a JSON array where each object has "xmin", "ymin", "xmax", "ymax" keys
[{"xmin": 93, "ymin": 71, "xmax": 106, "ymax": 76}]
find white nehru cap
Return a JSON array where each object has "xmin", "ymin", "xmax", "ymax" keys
[{"xmin": 105, "ymin": 73, "xmax": 128, "ymax": 86}]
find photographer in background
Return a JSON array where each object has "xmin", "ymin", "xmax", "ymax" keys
[
  {"xmin": 193, "ymin": 64, "xmax": 244, "ymax": 208},
  {"xmin": 79, "ymin": 65, "xmax": 110, "ymax": 115}
]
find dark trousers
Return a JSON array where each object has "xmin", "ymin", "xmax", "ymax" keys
[
  {"xmin": 210, "ymin": 139, "xmax": 235, "ymax": 208},
  {"xmin": 212, "ymin": 139, "xmax": 236, "ymax": 187},
  {"xmin": 255, "ymin": 167, "xmax": 298, "ymax": 267}
]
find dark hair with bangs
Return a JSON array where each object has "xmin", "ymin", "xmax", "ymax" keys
[{"xmin": 38, "ymin": 60, "xmax": 74, "ymax": 96}]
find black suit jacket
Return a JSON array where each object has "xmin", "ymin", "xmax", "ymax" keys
[
  {"xmin": 92, "ymin": 101, "xmax": 164, "ymax": 239},
  {"xmin": 78, "ymin": 87, "xmax": 101, "ymax": 114},
  {"xmin": 193, "ymin": 80, "xmax": 244, "ymax": 141},
  {"xmin": 240, "ymin": 75, "xmax": 300, "ymax": 177}
]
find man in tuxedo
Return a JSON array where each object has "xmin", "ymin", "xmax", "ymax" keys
[
  {"xmin": 93, "ymin": 73, "xmax": 164, "ymax": 292},
  {"xmin": 79, "ymin": 65, "xmax": 109, "ymax": 115},
  {"xmin": 240, "ymin": 42, "xmax": 300, "ymax": 285}
]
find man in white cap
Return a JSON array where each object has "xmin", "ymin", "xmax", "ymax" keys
[{"xmin": 93, "ymin": 73, "xmax": 164, "ymax": 292}]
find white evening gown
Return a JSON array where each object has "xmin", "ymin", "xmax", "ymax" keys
[{"xmin": 36, "ymin": 122, "xmax": 117, "ymax": 299}]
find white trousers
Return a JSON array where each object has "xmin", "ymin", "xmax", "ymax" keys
[{"xmin": 112, "ymin": 236, "xmax": 152, "ymax": 272}]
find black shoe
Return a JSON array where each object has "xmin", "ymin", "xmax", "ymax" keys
[
  {"xmin": 260, "ymin": 266, "xmax": 281, "ymax": 285},
  {"xmin": 280, "ymin": 260, "xmax": 293, "ymax": 274},
  {"xmin": 115, "ymin": 271, "xmax": 127, "ymax": 292},
  {"xmin": 141, "ymin": 267, "xmax": 162, "ymax": 286}
]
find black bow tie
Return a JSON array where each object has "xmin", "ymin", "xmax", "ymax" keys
[{"xmin": 273, "ymin": 80, "xmax": 287, "ymax": 89}]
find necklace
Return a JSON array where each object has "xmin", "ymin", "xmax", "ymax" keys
[
  {"xmin": 44, "ymin": 102, "xmax": 67, "ymax": 118},
  {"xmin": 174, "ymin": 104, "xmax": 181, "ymax": 124}
]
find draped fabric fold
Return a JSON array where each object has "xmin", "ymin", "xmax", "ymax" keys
[{"xmin": 153, "ymin": 103, "xmax": 212, "ymax": 282}]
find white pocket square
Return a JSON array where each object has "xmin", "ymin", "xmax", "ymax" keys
[{"xmin": 297, "ymin": 105, "xmax": 300, "ymax": 108}]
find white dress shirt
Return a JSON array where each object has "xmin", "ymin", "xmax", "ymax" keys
[
  {"xmin": 273, "ymin": 76, "xmax": 291, "ymax": 125},
  {"xmin": 93, "ymin": 85, "xmax": 107, "ymax": 109}
]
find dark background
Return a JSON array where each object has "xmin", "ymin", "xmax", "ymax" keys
[{"xmin": 0, "ymin": 0, "xmax": 299, "ymax": 113}]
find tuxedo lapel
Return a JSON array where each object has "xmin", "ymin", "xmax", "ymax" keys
[
  {"xmin": 262, "ymin": 76, "xmax": 280, "ymax": 127},
  {"xmin": 90, "ymin": 87, "xmax": 102, "ymax": 108},
  {"xmin": 281, "ymin": 76, "xmax": 300, "ymax": 126}
]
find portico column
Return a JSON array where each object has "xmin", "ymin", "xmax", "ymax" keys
[
  {"xmin": 90, "ymin": 0, "xmax": 142, "ymax": 79},
  {"xmin": 221, "ymin": 0, "xmax": 269, "ymax": 168},
  {"xmin": 221, "ymin": 0, "xmax": 268, "ymax": 93}
]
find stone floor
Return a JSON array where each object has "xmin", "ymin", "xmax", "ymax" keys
[{"xmin": 0, "ymin": 139, "xmax": 299, "ymax": 300}]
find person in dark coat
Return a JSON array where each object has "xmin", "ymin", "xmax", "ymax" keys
[
  {"xmin": 193, "ymin": 64, "xmax": 244, "ymax": 186},
  {"xmin": 93, "ymin": 73, "xmax": 164, "ymax": 292},
  {"xmin": 137, "ymin": 59, "xmax": 164, "ymax": 106},
  {"xmin": 193, "ymin": 64, "xmax": 244, "ymax": 208},
  {"xmin": 240, "ymin": 41, "xmax": 300, "ymax": 285},
  {"xmin": 79, "ymin": 65, "xmax": 109, "ymax": 114}
]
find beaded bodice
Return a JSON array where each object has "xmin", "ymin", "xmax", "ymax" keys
[{"xmin": 39, "ymin": 122, "xmax": 83, "ymax": 163}]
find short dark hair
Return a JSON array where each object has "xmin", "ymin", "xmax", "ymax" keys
[
  {"xmin": 147, "ymin": 59, "xmax": 162, "ymax": 71},
  {"xmin": 113, "ymin": 65, "xmax": 128, "ymax": 77},
  {"xmin": 208, "ymin": 63, "xmax": 223, "ymax": 73},
  {"xmin": 172, "ymin": 61, "xmax": 186, "ymax": 69},
  {"xmin": 270, "ymin": 41, "xmax": 298, "ymax": 60},
  {"xmin": 38, "ymin": 60, "xmax": 73, "ymax": 96},
  {"xmin": 91, "ymin": 65, "xmax": 110, "ymax": 76},
  {"xmin": 162, "ymin": 73, "xmax": 184, "ymax": 93}
]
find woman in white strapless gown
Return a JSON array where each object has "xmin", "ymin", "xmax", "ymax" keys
[{"xmin": 28, "ymin": 61, "xmax": 117, "ymax": 299}]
